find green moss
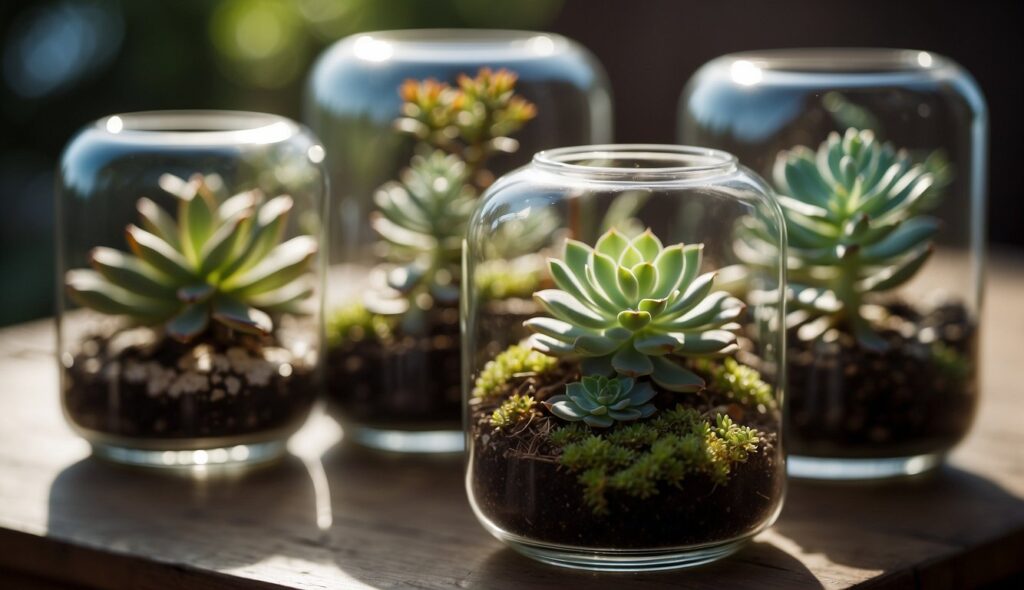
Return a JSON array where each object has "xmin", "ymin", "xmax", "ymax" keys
[
  {"xmin": 694, "ymin": 357, "xmax": 776, "ymax": 409},
  {"xmin": 472, "ymin": 344, "xmax": 558, "ymax": 398},
  {"xmin": 326, "ymin": 302, "xmax": 395, "ymax": 347},
  {"xmin": 550, "ymin": 405, "xmax": 766, "ymax": 515},
  {"xmin": 490, "ymin": 394, "xmax": 536, "ymax": 429},
  {"xmin": 930, "ymin": 341, "xmax": 971, "ymax": 382}
]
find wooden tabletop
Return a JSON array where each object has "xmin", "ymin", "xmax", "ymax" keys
[{"xmin": 0, "ymin": 253, "xmax": 1022, "ymax": 590}]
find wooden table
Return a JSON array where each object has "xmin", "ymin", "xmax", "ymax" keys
[{"xmin": 1, "ymin": 254, "xmax": 1022, "ymax": 590}]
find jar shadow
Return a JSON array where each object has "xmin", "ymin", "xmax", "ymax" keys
[
  {"xmin": 773, "ymin": 465, "xmax": 1024, "ymax": 576},
  {"xmin": 45, "ymin": 454, "xmax": 329, "ymax": 579},
  {"xmin": 320, "ymin": 441, "xmax": 821, "ymax": 588}
]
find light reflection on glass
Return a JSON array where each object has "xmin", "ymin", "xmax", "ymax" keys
[{"xmin": 730, "ymin": 59, "xmax": 763, "ymax": 86}]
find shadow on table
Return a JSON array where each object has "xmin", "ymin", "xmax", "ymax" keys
[
  {"xmin": 773, "ymin": 465, "xmax": 1024, "ymax": 574},
  {"xmin": 46, "ymin": 454, "xmax": 328, "ymax": 572},
  {"xmin": 462, "ymin": 541, "xmax": 824, "ymax": 589},
  {"xmin": 321, "ymin": 442, "xmax": 822, "ymax": 589}
]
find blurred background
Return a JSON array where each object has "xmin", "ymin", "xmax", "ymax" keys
[{"xmin": 0, "ymin": 0, "xmax": 1020, "ymax": 326}]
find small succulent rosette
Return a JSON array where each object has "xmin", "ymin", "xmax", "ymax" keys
[
  {"xmin": 464, "ymin": 145, "xmax": 786, "ymax": 571},
  {"xmin": 57, "ymin": 111, "xmax": 326, "ymax": 468},
  {"xmin": 307, "ymin": 30, "xmax": 612, "ymax": 453},
  {"xmin": 681, "ymin": 50, "xmax": 986, "ymax": 479}
]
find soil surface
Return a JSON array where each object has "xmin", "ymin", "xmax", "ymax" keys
[
  {"xmin": 787, "ymin": 301, "xmax": 978, "ymax": 459},
  {"xmin": 63, "ymin": 329, "xmax": 316, "ymax": 442},
  {"xmin": 327, "ymin": 299, "xmax": 535, "ymax": 432},
  {"xmin": 469, "ymin": 360, "xmax": 783, "ymax": 549}
]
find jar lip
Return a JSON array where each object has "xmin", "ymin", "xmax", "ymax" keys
[
  {"xmin": 718, "ymin": 48, "xmax": 954, "ymax": 76},
  {"xmin": 92, "ymin": 110, "xmax": 302, "ymax": 146},
  {"xmin": 533, "ymin": 145, "xmax": 739, "ymax": 181},
  {"xmin": 345, "ymin": 29, "xmax": 572, "ymax": 62}
]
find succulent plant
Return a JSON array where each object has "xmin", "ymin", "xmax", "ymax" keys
[
  {"xmin": 545, "ymin": 375, "xmax": 657, "ymax": 428},
  {"xmin": 737, "ymin": 128, "xmax": 945, "ymax": 349},
  {"xmin": 525, "ymin": 227, "xmax": 745, "ymax": 392},
  {"xmin": 395, "ymin": 67, "xmax": 536, "ymax": 190},
  {"xmin": 369, "ymin": 150, "xmax": 475, "ymax": 312},
  {"xmin": 362, "ymin": 68, "xmax": 538, "ymax": 323},
  {"xmin": 65, "ymin": 173, "xmax": 317, "ymax": 342}
]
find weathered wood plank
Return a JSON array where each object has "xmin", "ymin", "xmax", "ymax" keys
[{"xmin": 0, "ymin": 252, "xmax": 1021, "ymax": 589}]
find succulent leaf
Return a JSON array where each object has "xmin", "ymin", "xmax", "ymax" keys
[
  {"xmin": 525, "ymin": 227, "xmax": 744, "ymax": 391},
  {"xmin": 64, "ymin": 174, "xmax": 316, "ymax": 342}
]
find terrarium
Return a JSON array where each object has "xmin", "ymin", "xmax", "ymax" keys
[
  {"xmin": 57, "ymin": 111, "xmax": 326, "ymax": 468},
  {"xmin": 464, "ymin": 145, "xmax": 786, "ymax": 570},
  {"xmin": 679, "ymin": 49, "xmax": 987, "ymax": 479},
  {"xmin": 306, "ymin": 29, "xmax": 612, "ymax": 452}
]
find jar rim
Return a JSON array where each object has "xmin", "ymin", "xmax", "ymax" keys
[
  {"xmin": 533, "ymin": 145, "xmax": 739, "ymax": 181},
  {"xmin": 719, "ymin": 48, "xmax": 954, "ymax": 76},
  {"xmin": 345, "ymin": 29, "xmax": 571, "ymax": 62},
  {"xmin": 92, "ymin": 110, "xmax": 302, "ymax": 146}
]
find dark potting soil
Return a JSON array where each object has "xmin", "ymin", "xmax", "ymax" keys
[
  {"xmin": 63, "ymin": 330, "xmax": 316, "ymax": 442},
  {"xmin": 469, "ymin": 362, "xmax": 783, "ymax": 549},
  {"xmin": 327, "ymin": 299, "xmax": 536, "ymax": 432},
  {"xmin": 787, "ymin": 301, "xmax": 978, "ymax": 459}
]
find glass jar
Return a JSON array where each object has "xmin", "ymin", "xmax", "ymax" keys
[
  {"xmin": 305, "ymin": 29, "xmax": 613, "ymax": 452},
  {"xmin": 57, "ymin": 111, "xmax": 327, "ymax": 469},
  {"xmin": 679, "ymin": 49, "xmax": 987, "ymax": 480},
  {"xmin": 463, "ymin": 145, "xmax": 786, "ymax": 570}
]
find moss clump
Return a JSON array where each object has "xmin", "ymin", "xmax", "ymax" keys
[
  {"xmin": 490, "ymin": 394, "xmax": 536, "ymax": 429},
  {"xmin": 326, "ymin": 302, "xmax": 394, "ymax": 346},
  {"xmin": 694, "ymin": 357, "xmax": 776, "ymax": 409},
  {"xmin": 551, "ymin": 405, "xmax": 765, "ymax": 515},
  {"xmin": 930, "ymin": 341, "xmax": 970, "ymax": 382},
  {"xmin": 472, "ymin": 344, "xmax": 557, "ymax": 398}
]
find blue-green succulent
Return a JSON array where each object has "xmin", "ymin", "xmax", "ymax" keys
[
  {"xmin": 545, "ymin": 375, "xmax": 657, "ymax": 428},
  {"xmin": 525, "ymin": 227, "xmax": 744, "ymax": 391}
]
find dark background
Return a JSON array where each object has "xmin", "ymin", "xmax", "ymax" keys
[{"xmin": 1, "ymin": 0, "xmax": 1020, "ymax": 326}]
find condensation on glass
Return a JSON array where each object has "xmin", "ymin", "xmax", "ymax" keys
[
  {"xmin": 680, "ymin": 49, "xmax": 987, "ymax": 480},
  {"xmin": 463, "ymin": 145, "xmax": 786, "ymax": 570},
  {"xmin": 56, "ymin": 111, "xmax": 327, "ymax": 469},
  {"xmin": 305, "ymin": 29, "xmax": 613, "ymax": 453}
]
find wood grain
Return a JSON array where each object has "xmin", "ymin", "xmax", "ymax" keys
[{"xmin": 0, "ymin": 252, "xmax": 1022, "ymax": 589}]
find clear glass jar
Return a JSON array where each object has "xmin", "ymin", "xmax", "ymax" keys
[
  {"xmin": 305, "ymin": 29, "xmax": 613, "ymax": 453},
  {"xmin": 679, "ymin": 49, "xmax": 987, "ymax": 480},
  {"xmin": 463, "ymin": 145, "xmax": 786, "ymax": 570},
  {"xmin": 57, "ymin": 111, "xmax": 327, "ymax": 469}
]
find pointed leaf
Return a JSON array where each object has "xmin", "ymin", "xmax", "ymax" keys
[
  {"xmin": 630, "ymin": 230, "xmax": 662, "ymax": 261},
  {"xmin": 860, "ymin": 245, "xmax": 933, "ymax": 292},
  {"xmin": 125, "ymin": 225, "xmax": 195, "ymax": 282},
  {"xmin": 633, "ymin": 332, "xmax": 679, "ymax": 356},
  {"xmin": 590, "ymin": 251, "xmax": 629, "ymax": 307},
  {"xmin": 199, "ymin": 211, "xmax": 252, "ymax": 276},
  {"xmin": 137, "ymin": 197, "xmax": 179, "ymax": 248},
  {"xmin": 226, "ymin": 236, "xmax": 317, "ymax": 296},
  {"xmin": 65, "ymin": 269, "xmax": 176, "ymax": 318},
  {"xmin": 650, "ymin": 356, "xmax": 704, "ymax": 392},
  {"xmin": 533, "ymin": 289, "xmax": 609, "ymax": 330},
  {"xmin": 673, "ymin": 329, "xmax": 738, "ymax": 355},
  {"xmin": 617, "ymin": 266, "xmax": 639, "ymax": 302},
  {"xmin": 573, "ymin": 335, "xmax": 621, "ymax": 356},
  {"xmin": 632, "ymin": 262, "xmax": 657, "ymax": 297},
  {"xmin": 523, "ymin": 317, "xmax": 585, "ymax": 342},
  {"xmin": 166, "ymin": 303, "xmax": 211, "ymax": 342},
  {"xmin": 651, "ymin": 244, "xmax": 684, "ymax": 298},
  {"xmin": 595, "ymin": 229, "xmax": 629, "ymax": 259},
  {"xmin": 528, "ymin": 333, "xmax": 575, "ymax": 355},
  {"xmin": 212, "ymin": 297, "xmax": 272, "ymax": 335},
  {"xmin": 611, "ymin": 345, "xmax": 654, "ymax": 377},
  {"xmin": 89, "ymin": 247, "xmax": 176, "ymax": 298}
]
